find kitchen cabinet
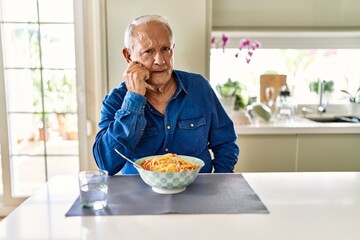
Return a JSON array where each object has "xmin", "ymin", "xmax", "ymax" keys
[
  {"xmin": 235, "ymin": 133, "xmax": 360, "ymax": 172},
  {"xmin": 235, "ymin": 135, "xmax": 297, "ymax": 172},
  {"xmin": 297, "ymin": 134, "xmax": 360, "ymax": 171}
]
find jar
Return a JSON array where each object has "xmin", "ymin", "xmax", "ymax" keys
[{"xmin": 275, "ymin": 85, "xmax": 296, "ymax": 121}]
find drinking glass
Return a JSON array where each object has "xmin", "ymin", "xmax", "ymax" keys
[{"xmin": 78, "ymin": 170, "xmax": 108, "ymax": 210}]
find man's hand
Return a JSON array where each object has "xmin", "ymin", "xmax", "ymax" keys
[{"xmin": 123, "ymin": 61, "xmax": 150, "ymax": 96}]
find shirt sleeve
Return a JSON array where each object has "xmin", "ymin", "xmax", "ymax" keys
[
  {"xmin": 93, "ymin": 90, "xmax": 147, "ymax": 175},
  {"xmin": 207, "ymin": 87, "xmax": 240, "ymax": 173}
]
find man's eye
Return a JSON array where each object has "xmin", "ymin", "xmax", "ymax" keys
[
  {"xmin": 144, "ymin": 49, "xmax": 153, "ymax": 54},
  {"xmin": 161, "ymin": 47, "xmax": 171, "ymax": 52}
]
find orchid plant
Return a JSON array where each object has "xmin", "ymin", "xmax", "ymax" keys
[
  {"xmin": 211, "ymin": 34, "xmax": 260, "ymax": 110},
  {"xmin": 211, "ymin": 34, "xmax": 261, "ymax": 63},
  {"xmin": 211, "ymin": 34, "xmax": 229, "ymax": 53},
  {"xmin": 235, "ymin": 38, "xmax": 261, "ymax": 63},
  {"xmin": 341, "ymin": 87, "xmax": 360, "ymax": 104}
]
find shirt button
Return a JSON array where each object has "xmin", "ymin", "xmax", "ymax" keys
[
  {"xmin": 166, "ymin": 125, "xmax": 171, "ymax": 130},
  {"xmin": 142, "ymin": 105, "xmax": 145, "ymax": 109},
  {"xmin": 165, "ymin": 148, "xmax": 169, "ymax": 152},
  {"xmin": 190, "ymin": 123, "xmax": 194, "ymax": 128}
]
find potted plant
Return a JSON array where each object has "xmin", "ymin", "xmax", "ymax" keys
[
  {"xmin": 309, "ymin": 79, "xmax": 335, "ymax": 94},
  {"xmin": 341, "ymin": 87, "xmax": 360, "ymax": 104},
  {"xmin": 216, "ymin": 78, "xmax": 252, "ymax": 124},
  {"xmin": 216, "ymin": 78, "xmax": 250, "ymax": 111},
  {"xmin": 341, "ymin": 86, "xmax": 360, "ymax": 115},
  {"xmin": 309, "ymin": 79, "xmax": 334, "ymax": 108}
]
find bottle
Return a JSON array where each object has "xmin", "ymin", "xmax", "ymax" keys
[{"xmin": 275, "ymin": 85, "xmax": 295, "ymax": 121}]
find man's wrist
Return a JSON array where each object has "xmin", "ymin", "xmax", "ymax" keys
[{"xmin": 121, "ymin": 91, "xmax": 147, "ymax": 114}]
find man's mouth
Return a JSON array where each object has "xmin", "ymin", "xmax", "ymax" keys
[{"xmin": 151, "ymin": 70, "xmax": 166, "ymax": 75}]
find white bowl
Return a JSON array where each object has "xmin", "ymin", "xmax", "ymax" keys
[{"xmin": 135, "ymin": 155, "xmax": 204, "ymax": 194}]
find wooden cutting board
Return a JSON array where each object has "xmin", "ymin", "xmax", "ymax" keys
[{"xmin": 260, "ymin": 74, "xmax": 287, "ymax": 107}]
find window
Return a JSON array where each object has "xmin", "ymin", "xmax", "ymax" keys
[
  {"xmin": 0, "ymin": 0, "xmax": 79, "ymax": 198},
  {"xmin": 210, "ymin": 32, "xmax": 360, "ymax": 106}
]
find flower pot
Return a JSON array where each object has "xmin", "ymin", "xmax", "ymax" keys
[
  {"xmin": 348, "ymin": 102, "xmax": 360, "ymax": 116},
  {"xmin": 38, "ymin": 127, "xmax": 49, "ymax": 141},
  {"xmin": 220, "ymin": 96, "xmax": 236, "ymax": 115},
  {"xmin": 230, "ymin": 110, "xmax": 253, "ymax": 125},
  {"xmin": 66, "ymin": 131, "xmax": 78, "ymax": 140}
]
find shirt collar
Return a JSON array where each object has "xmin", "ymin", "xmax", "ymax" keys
[{"xmin": 172, "ymin": 70, "xmax": 188, "ymax": 97}]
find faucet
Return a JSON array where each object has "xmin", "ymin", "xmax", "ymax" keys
[{"xmin": 317, "ymin": 80, "xmax": 326, "ymax": 113}]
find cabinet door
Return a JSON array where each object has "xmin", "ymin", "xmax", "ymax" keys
[
  {"xmin": 235, "ymin": 135, "xmax": 297, "ymax": 172},
  {"xmin": 297, "ymin": 134, "xmax": 360, "ymax": 171},
  {"xmin": 106, "ymin": 0, "xmax": 211, "ymax": 90}
]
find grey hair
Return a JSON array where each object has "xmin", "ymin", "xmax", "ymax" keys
[{"xmin": 124, "ymin": 15, "xmax": 174, "ymax": 50}]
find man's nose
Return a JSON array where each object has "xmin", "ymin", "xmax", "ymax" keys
[{"xmin": 153, "ymin": 51, "xmax": 165, "ymax": 64}]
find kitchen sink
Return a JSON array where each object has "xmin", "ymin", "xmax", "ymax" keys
[{"xmin": 305, "ymin": 114, "xmax": 360, "ymax": 123}]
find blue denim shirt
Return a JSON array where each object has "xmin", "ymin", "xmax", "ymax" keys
[{"xmin": 93, "ymin": 70, "xmax": 239, "ymax": 175}]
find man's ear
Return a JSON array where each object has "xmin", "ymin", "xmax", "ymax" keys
[{"xmin": 122, "ymin": 48, "xmax": 132, "ymax": 63}]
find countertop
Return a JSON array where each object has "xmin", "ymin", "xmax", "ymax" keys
[
  {"xmin": 1, "ymin": 172, "xmax": 360, "ymax": 240},
  {"xmin": 235, "ymin": 117, "xmax": 360, "ymax": 135}
]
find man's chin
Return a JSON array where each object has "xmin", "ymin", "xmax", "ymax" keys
[{"xmin": 150, "ymin": 72, "xmax": 171, "ymax": 83}]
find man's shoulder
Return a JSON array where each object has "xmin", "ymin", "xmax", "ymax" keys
[
  {"xmin": 174, "ymin": 69, "xmax": 204, "ymax": 79},
  {"xmin": 174, "ymin": 69, "xmax": 209, "ymax": 87},
  {"xmin": 103, "ymin": 82, "xmax": 127, "ymax": 102}
]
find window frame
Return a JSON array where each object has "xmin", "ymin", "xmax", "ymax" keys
[
  {"xmin": 210, "ymin": 30, "xmax": 360, "ymax": 105},
  {"xmin": 211, "ymin": 30, "xmax": 360, "ymax": 49},
  {"xmin": 0, "ymin": 0, "xmax": 99, "ymax": 209}
]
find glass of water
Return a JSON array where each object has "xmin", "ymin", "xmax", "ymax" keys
[{"xmin": 78, "ymin": 170, "xmax": 108, "ymax": 210}]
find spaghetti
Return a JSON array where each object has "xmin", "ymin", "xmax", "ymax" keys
[{"xmin": 140, "ymin": 153, "xmax": 199, "ymax": 172}]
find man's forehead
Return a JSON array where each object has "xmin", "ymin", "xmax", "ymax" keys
[
  {"xmin": 132, "ymin": 32, "xmax": 171, "ymax": 49},
  {"xmin": 134, "ymin": 21, "xmax": 169, "ymax": 33},
  {"xmin": 133, "ymin": 22, "xmax": 170, "ymax": 38}
]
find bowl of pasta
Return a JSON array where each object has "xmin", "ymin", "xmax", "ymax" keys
[{"xmin": 135, "ymin": 153, "xmax": 204, "ymax": 194}]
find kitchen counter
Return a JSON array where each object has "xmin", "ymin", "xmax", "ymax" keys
[
  {"xmin": 235, "ymin": 117, "xmax": 360, "ymax": 135},
  {"xmin": 234, "ymin": 116, "xmax": 360, "ymax": 172},
  {"xmin": 1, "ymin": 172, "xmax": 360, "ymax": 240}
]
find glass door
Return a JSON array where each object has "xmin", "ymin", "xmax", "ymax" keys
[{"xmin": 0, "ymin": 0, "xmax": 79, "ymax": 203}]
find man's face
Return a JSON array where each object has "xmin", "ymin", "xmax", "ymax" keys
[{"xmin": 129, "ymin": 22, "xmax": 174, "ymax": 87}]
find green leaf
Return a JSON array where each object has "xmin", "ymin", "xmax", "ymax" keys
[{"xmin": 309, "ymin": 80, "xmax": 334, "ymax": 94}]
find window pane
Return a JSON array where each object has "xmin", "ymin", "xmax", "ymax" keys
[
  {"xmin": 8, "ymin": 113, "xmax": 40, "ymax": 154},
  {"xmin": 9, "ymin": 113, "xmax": 78, "ymax": 155},
  {"xmin": 2, "ymin": 23, "xmax": 40, "ymax": 68},
  {"xmin": 42, "ymin": 70, "xmax": 77, "ymax": 113},
  {"xmin": 38, "ymin": 0, "xmax": 74, "ymax": 22},
  {"xmin": 210, "ymin": 48, "xmax": 360, "ymax": 105},
  {"xmin": 1, "ymin": 0, "xmax": 79, "ymax": 200},
  {"xmin": 1, "ymin": 0, "xmax": 38, "ymax": 22},
  {"xmin": 40, "ymin": 24, "xmax": 75, "ymax": 68},
  {"xmin": 0, "ymin": 145, "xmax": 3, "ymax": 197},
  {"xmin": 12, "ymin": 156, "xmax": 46, "ymax": 197},
  {"xmin": 52, "ymin": 113, "xmax": 79, "ymax": 144},
  {"xmin": 5, "ymin": 69, "xmax": 41, "ymax": 112}
]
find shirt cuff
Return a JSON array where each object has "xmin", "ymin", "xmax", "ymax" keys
[{"xmin": 121, "ymin": 91, "xmax": 147, "ymax": 114}]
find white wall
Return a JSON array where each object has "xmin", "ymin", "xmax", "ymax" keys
[
  {"xmin": 106, "ymin": 0, "xmax": 211, "ymax": 91},
  {"xmin": 213, "ymin": 0, "xmax": 360, "ymax": 30},
  {"xmin": 105, "ymin": 0, "xmax": 360, "ymax": 90}
]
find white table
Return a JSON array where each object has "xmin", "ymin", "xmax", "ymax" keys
[{"xmin": 1, "ymin": 172, "xmax": 360, "ymax": 240}]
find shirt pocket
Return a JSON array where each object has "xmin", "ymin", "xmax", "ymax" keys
[
  {"xmin": 141, "ymin": 125, "xmax": 157, "ymax": 138},
  {"xmin": 178, "ymin": 117, "xmax": 208, "ymax": 154},
  {"xmin": 133, "ymin": 125, "xmax": 158, "ymax": 158}
]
